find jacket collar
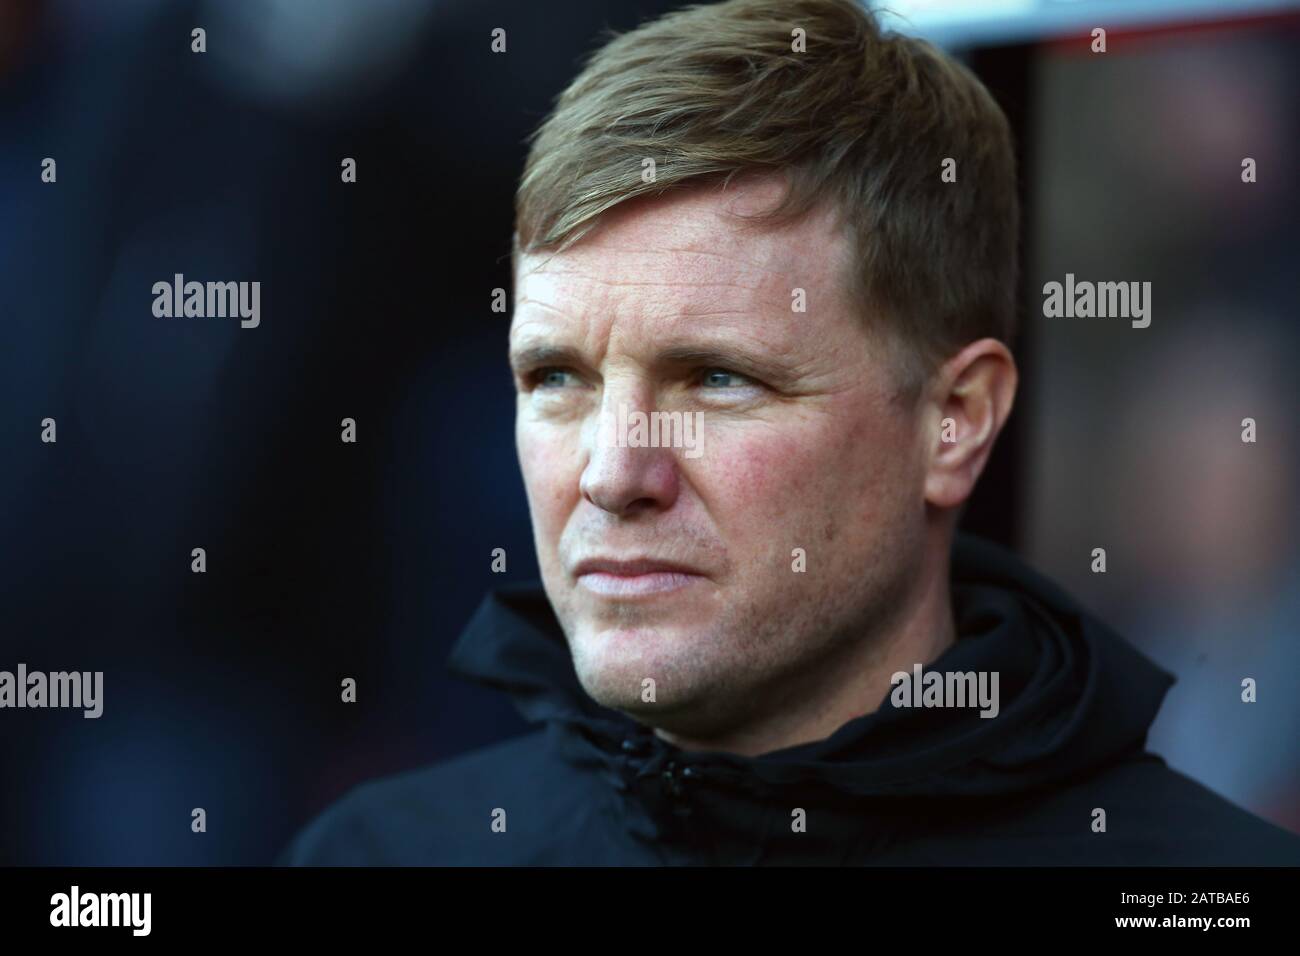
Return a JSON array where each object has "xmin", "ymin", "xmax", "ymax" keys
[{"xmin": 445, "ymin": 534, "xmax": 1174, "ymax": 804}]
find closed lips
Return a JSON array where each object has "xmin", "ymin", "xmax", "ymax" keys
[{"xmin": 572, "ymin": 558, "xmax": 705, "ymax": 577}]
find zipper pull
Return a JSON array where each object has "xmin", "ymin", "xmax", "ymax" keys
[{"xmin": 662, "ymin": 760, "xmax": 684, "ymax": 798}]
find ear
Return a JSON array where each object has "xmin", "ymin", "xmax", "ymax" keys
[{"xmin": 922, "ymin": 338, "xmax": 1018, "ymax": 510}]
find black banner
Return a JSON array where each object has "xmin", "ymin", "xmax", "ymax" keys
[{"xmin": 1, "ymin": 866, "xmax": 1289, "ymax": 942}]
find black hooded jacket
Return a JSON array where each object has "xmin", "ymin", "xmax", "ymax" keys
[{"xmin": 279, "ymin": 535, "xmax": 1300, "ymax": 865}]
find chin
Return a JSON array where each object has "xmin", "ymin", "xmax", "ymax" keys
[{"xmin": 569, "ymin": 621, "xmax": 715, "ymax": 711}]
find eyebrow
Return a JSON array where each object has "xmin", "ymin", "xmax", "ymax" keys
[
  {"xmin": 508, "ymin": 340, "xmax": 798, "ymax": 384},
  {"xmin": 658, "ymin": 345, "xmax": 757, "ymax": 369},
  {"xmin": 508, "ymin": 344, "xmax": 584, "ymax": 373}
]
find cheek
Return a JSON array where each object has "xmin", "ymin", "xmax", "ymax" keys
[
  {"xmin": 695, "ymin": 406, "xmax": 916, "ymax": 554},
  {"xmin": 516, "ymin": 417, "xmax": 581, "ymax": 537}
]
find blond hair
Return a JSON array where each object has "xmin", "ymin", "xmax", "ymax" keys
[{"xmin": 515, "ymin": 0, "xmax": 1019, "ymax": 382}]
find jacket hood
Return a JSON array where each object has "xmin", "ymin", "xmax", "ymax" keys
[{"xmin": 446, "ymin": 534, "xmax": 1175, "ymax": 808}]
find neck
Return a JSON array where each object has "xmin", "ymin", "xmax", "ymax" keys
[{"xmin": 655, "ymin": 534, "xmax": 956, "ymax": 758}]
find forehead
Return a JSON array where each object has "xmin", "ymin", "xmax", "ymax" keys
[{"xmin": 511, "ymin": 178, "xmax": 854, "ymax": 343}]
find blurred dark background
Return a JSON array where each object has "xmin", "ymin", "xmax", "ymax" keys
[{"xmin": 1, "ymin": 0, "xmax": 1296, "ymax": 864}]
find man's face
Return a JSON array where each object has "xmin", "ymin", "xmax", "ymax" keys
[{"xmin": 509, "ymin": 176, "xmax": 932, "ymax": 741}]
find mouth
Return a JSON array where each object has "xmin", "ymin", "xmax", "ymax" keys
[{"xmin": 572, "ymin": 557, "xmax": 707, "ymax": 598}]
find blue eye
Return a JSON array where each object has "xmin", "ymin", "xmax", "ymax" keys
[
  {"xmin": 701, "ymin": 368, "xmax": 747, "ymax": 388},
  {"xmin": 535, "ymin": 367, "xmax": 574, "ymax": 388}
]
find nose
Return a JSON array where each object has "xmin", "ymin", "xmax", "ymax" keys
[{"xmin": 579, "ymin": 388, "xmax": 681, "ymax": 516}]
